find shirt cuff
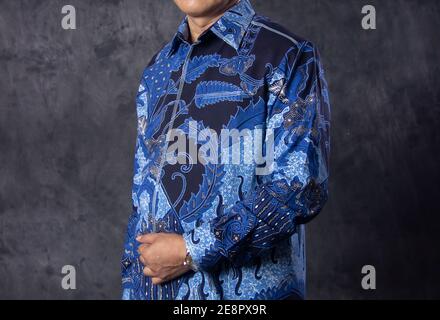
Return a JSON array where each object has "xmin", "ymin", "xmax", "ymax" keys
[
  {"xmin": 183, "ymin": 222, "xmax": 220, "ymax": 271},
  {"xmin": 182, "ymin": 200, "xmax": 258, "ymax": 270}
]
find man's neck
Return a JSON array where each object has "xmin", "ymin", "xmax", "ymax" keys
[{"xmin": 186, "ymin": 0, "xmax": 239, "ymax": 43}]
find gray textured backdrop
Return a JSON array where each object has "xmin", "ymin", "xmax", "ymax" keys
[{"xmin": 1, "ymin": 0, "xmax": 440, "ymax": 299}]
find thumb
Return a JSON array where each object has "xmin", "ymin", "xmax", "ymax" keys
[{"xmin": 136, "ymin": 233, "xmax": 159, "ymax": 244}]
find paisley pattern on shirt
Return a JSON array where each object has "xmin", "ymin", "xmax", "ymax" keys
[{"xmin": 122, "ymin": 0, "xmax": 330, "ymax": 300}]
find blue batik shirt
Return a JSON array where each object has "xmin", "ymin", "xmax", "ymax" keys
[{"xmin": 122, "ymin": 0, "xmax": 330, "ymax": 300}]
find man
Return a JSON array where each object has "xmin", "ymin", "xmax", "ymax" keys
[{"xmin": 122, "ymin": 0, "xmax": 330, "ymax": 300}]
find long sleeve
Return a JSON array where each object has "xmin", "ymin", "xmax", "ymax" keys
[
  {"xmin": 131, "ymin": 52, "xmax": 161, "ymax": 210},
  {"xmin": 183, "ymin": 41, "xmax": 331, "ymax": 270}
]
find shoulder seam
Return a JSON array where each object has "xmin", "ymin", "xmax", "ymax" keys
[{"xmin": 251, "ymin": 21, "xmax": 298, "ymax": 46}]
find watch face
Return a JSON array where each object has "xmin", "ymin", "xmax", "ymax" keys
[
  {"xmin": 184, "ymin": 253, "xmax": 197, "ymax": 271},
  {"xmin": 184, "ymin": 252, "xmax": 192, "ymax": 265}
]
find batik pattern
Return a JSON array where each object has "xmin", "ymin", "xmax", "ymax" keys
[{"xmin": 122, "ymin": 0, "xmax": 330, "ymax": 300}]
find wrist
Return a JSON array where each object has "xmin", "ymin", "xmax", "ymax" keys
[
  {"xmin": 183, "ymin": 247, "xmax": 198, "ymax": 272},
  {"xmin": 182, "ymin": 239, "xmax": 198, "ymax": 272}
]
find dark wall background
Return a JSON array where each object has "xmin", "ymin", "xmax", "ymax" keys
[{"xmin": 1, "ymin": 0, "xmax": 440, "ymax": 299}]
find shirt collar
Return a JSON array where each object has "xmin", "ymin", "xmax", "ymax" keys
[{"xmin": 167, "ymin": 0, "xmax": 256, "ymax": 57}]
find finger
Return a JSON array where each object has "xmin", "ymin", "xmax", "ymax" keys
[
  {"xmin": 143, "ymin": 266, "xmax": 158, "ymax": 277},
  {"xmin": 138, "ymin": 243, "xmax": 150, "ymax": 255},
  {"xmin": 152, "ymin": 277, "xmax": 165, "ymax": 285},
  {"xmin": 139, "ymin": 255, "xmax": 146, "ymax": 266},
  {"xmin": 136, "ymin": 233, "xmax": 160, "ymax": 244}
]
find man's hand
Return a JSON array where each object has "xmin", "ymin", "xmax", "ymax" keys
[{"xmin": 137, "ymin": 233, "xmax": 191, "ymax": 285}]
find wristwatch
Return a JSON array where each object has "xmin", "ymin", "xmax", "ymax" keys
[{"xmin": 183, "ymin": 248, "xmax": 198, "ymax": 272}]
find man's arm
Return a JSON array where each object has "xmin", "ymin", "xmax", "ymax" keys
[
  {"xmin": 137, "ymin": 41, "xmax": 331, "ymax": 282},
  {"xmin": 183, "ymin": 41, "xmax": 331, "ymax": 270}
]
